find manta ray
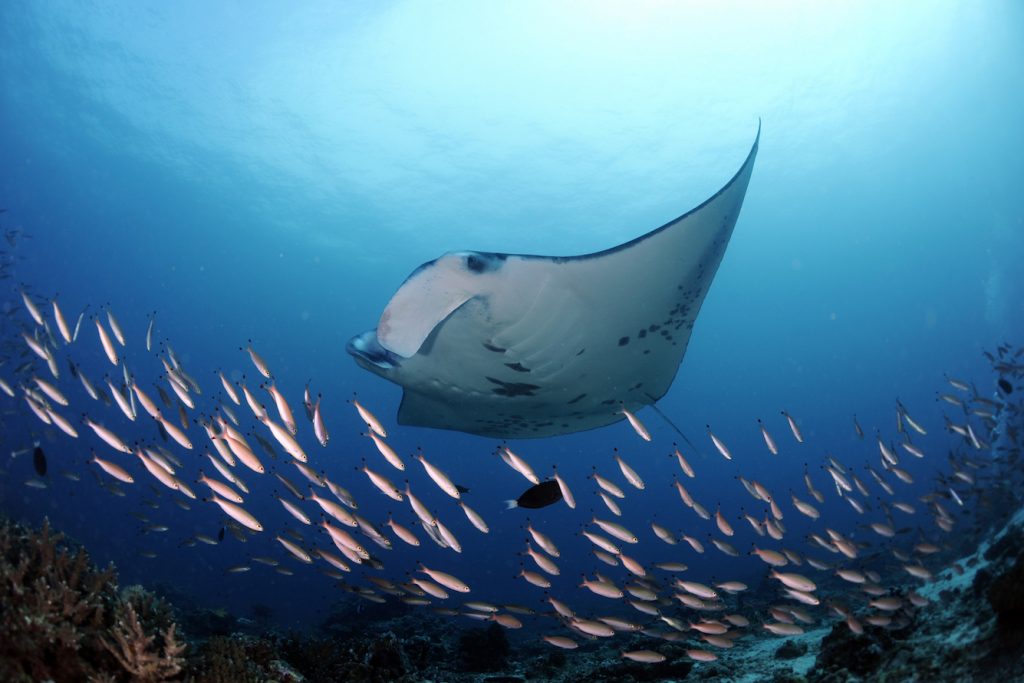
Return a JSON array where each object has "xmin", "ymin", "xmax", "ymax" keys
[{"xmin": 348, "ymin": 124, "xmax": 760, "ymax": 439}]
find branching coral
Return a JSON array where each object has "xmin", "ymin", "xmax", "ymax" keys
[
  {"xmin": 0, "ymin": 516, "xmax": 187, "ymax": 682},
  {"xmin": 0, "ymin": 516, "xmax": 117, "ymax": 682},
  {"xmin": 101, "ymin": 601, "xmax": 185, "ymax": 682}
]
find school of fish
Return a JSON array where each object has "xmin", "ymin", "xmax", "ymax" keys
[{"xmin": 5, "ymin": 280, "xmax": 1023, "ymax": 667}]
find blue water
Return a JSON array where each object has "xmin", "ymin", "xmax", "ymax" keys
[{"xmin": 1, "ymin": 0, "xmax": 1023, "ymax": 637}]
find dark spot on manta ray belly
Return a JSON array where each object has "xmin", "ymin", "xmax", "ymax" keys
[
  {"xmin": 567, "ymin": 393, "xmax": 587, "ymax": 404},
  {"xmin": 504, "ymin": 362, "xmax": 530, "ymax": 373},
  {"xmin": 483, "ymin": 342, "xmax": 507, "ymax": 353},
  {"xmin": 485, "ymin": 377, "xmax": 541, "ymax": 397},
  {"xmin": 618, "ymin": 336, "xmax": 630, "ymax": 346}
]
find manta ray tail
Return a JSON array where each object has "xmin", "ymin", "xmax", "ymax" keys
[{"xmin": 644, "ymin": 396, "xmax": 699, "ymax": 453}]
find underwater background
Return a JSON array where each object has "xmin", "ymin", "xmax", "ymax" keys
[{"xmin": 1, "ymin": 1, "xmax": 1023, "ymax": 681}]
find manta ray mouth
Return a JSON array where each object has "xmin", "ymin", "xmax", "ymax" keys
[{"xmin": 347, "ymin": 331, "xmax": 401, "ymax": 371}]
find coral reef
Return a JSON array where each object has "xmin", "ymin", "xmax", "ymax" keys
[
  {"xmin": 185, "ymin": 634, "xmax": 280, "ymax": 683},
  {"xmin": 178, "ymin": 599, "xmax": 456, "ymax": 682},
  {"xmin": 178, "ymin": 606, "xmax": 240, "ymax": 639},
  {"xmin": 102, "ymin": 600, "xmax": 185, "ymax": 682},
  {"xmin": 0, "ymin": 516, "xmax": 186, "ymax": 683},
  {"xmin": 0, "ymin": 516, "xmax": 117, "ymax": 682},
  {"xmin": 458, "ymin": 622, "xmax": 510, "ymax": 672},
  {"xmin": 6, "ymin": 511, "xmax": 1024, "ymax": 683},
  {"xmin": 591, "ymin": 655, "xmax": 693, "ymax": 682},
  {"xmin": 811, "ymin": 619, "xmax": 913, "ymax": 680},
  {"xmin": 277, "ymin": 625, "xmax": 446, "ymax": 682},
  {"xmin": 987, "ymin": 549, "xmax": 1024, "ymax": 626},
  {"xmin": 775, "ymin": 639, "xmax": 808, "ymax": 660},
  {"xmin": 804, "ymin": 509, "xmax": 1024, "ymax": 682}
]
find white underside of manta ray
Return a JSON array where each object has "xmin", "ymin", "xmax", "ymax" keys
[{"xmin": 348, "ymin": 123, "xmax": 760, "ymax": 439}]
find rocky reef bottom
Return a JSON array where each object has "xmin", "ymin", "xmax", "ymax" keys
[{"xmin": 1, "ymin": 511, "xmax": 1023, "ymax": 683}]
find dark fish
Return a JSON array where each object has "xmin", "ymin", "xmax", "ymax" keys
[
  {"xmin": 505, "ymin": 480, "xmax": 562, "ymax": 509},
  {"xmin": 156, "ymin": 420, "xmax": 169, "ymax": 443},
  {"xmin": 67, "ymin": 358, "xmax": 79, "ymax": 379},
  {"xmin": 998, "ymin": 378, "xmax": 1013, "ymax": 395},
  {"xmin": 156, "ymin": 385, "xmax": 173, "ymax": 408},
  {"xmin": 218, "ymin": 527, "xmax": 225, "ymax": 543},
  {"xmin": 252, "ymin": 433, "xmax": 277, "ymax": 458},
  {"xmin": 456, "ymin": 484, "xmax": 471, "ymax": 494},
  {"xmin": 32, "ymin": 446, "xmax": 47, "ymax": 477}
]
